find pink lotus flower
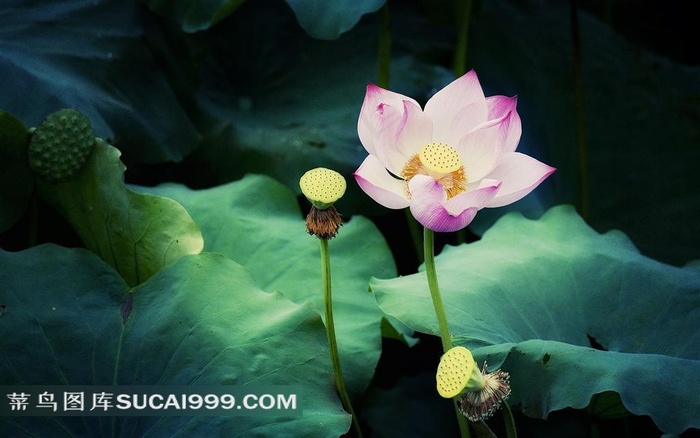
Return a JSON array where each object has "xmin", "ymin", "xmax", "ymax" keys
[{"xmin": 354, "ymin": 70, "xmax": 555, "ymax": 232}]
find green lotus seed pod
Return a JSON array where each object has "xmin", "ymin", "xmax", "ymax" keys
[
  {"xmin": 436, "ymin": 346, "xmax": 485, "ymax": 398},
  {"xmin": 299, "ymin": 167, "xmax": 346, "ymax": 210},
  {"xmin": 28, "ymin": 109, "xmax": 96, "ymax": 183}
]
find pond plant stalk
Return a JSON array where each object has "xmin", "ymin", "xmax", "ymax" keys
[
  {"xmin": 424, "ymin": 228, "xmax": 472, "ymax": 438},
  {"xmin": 299, "ymin": 168, "xmax": 362, "ymax": 437}
]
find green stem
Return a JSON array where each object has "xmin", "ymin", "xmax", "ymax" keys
[
  {"xmin": 423, "ymin": 228, "xmax": 453, "ymax": 353},
  {"xmin": 570, "ymin": 0, "xmax": 590, "ymax": 221},
  {"xmin": 453, "ymin": 0, "xmax": 473, "ymax": 77},
  {"xmin": 320, "ymin": 238, "xmax": 363, "ymax": 438},
  {"xmin": 501, "ymin": 401, "xmax": 518, "ymax": 438},
  {"xmin": 377, "ymin": 2, "xmax": 391, "ymax": 89},
  {"xmin": 424, "ymin": 228, "xmax": 470, "ymax": 438}
]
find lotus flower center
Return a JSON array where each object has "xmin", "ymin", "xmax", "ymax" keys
[
  {"xmin": 436, "ymin": 346, "xmax": 475, "ymax": 398},
  {"xmin": 300, "ymin": 167, "xmax": 347, "ymax": 209},
  {"xmin": 401, "ymin": 142, "xmax": 467, "ymax": 199}
]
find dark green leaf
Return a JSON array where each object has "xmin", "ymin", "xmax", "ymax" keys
[
  {"xmin": 135, "ymin": 175, "xmax": 405, "ymax": 396},
  {"xmin": 0, "ymin": 0, "xmax": 199, "ymax": 163},
  {"xmin": 0, "ymin": 110, "xmax": 32, "ymax": 232},
  {"xmin": 0, "ymin": 245, "xmax": 350, "ymax": 436},
  {"xmin": 284, "ymin": 0, "xmax": 386, "ymax": 39},
  {"xmin": 39, "ymin": 140, "xmax": 204, "ymax": 287},
  {"xmin": 370, "ymin": 205, "xmax": 700, "ymax": 434},
  {"xmin": 143, "ymin": 0, "xmax": 247, "ymax": 32}
]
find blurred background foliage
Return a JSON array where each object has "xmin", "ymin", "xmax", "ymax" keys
[{"xmin": 1, "ymin": 0, "xmax": 697, "ymax": 266}]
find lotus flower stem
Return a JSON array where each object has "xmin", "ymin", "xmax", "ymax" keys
[
  {"xmin": 502, "ymin": 400, "xmax": 518, "ymax": 438},
  {"xmin": 453, "ymin": 0, "xmax": 473, "ymax": 77},
  {"xmin": 320, "ymin": 238, "xmax": 363, "ymax": 438},
  {"xmin": 424, "ymin": 228, "xmax": 471, "ymax": 438},
  {"xmin": 423, "ymin": 228, "xmax": 453, "ymax": 353},
  {"xmin": 377, "ymin": 2, "xmax": 391, "ymax": 90},
  {"xmin": 570, "ymin": 0, "xmax": 590, "ymax": 221}
]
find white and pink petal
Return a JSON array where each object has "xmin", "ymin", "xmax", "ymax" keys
[
  {"xmin": 424, "ymin": 71, "xmax": 488, "ymax": 143},
  {"xmin": 455, "ymin": 110, "xmax": 516, "ymax": 182},
  {"xmin": 485, "ymin": 95, "xmax": 522, "ymax": 153},
  {"xmin": 382, "ymin": 100, "xmax": 433, "ymax": 173},
  {"xmin": 358, "ymin": 83, "xmax": 421, "ymax": 156},
  {"xmin": 482, "ymin": 152, "xmax": 556, "ymax": 208},
  {"xmin": 354, "ymin": 155, "xmax": 410, "ymax": 209},
  {"xmin": 408, "ymin": 175, "xmax": 497, "ymax": 233}
]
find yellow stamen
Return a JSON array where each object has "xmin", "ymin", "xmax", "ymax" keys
[{"xmin": 401, "ymin": 143, "xmax": 467, "ymax": 199}]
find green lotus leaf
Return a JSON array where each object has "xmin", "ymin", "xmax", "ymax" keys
[
  {"xmin": 370, "ymin": 205, "xmax": 700, "ymax": 434},
  {"xmin": 284, "ymin": 0, "xmax": 385, "ymax": 40},
  {"xmin": 0, "ymin": 110, "xmax": 32, "ymax": 232},
  {"xmin": 0, "ymin": 0, "xmax": 199, "ymax": 163},
  {"xmin": 134, "ymin": 174, "xmax": 406, "ymax": 396},
  {"xmin": 142, "ymin": 0, "xmax": 247, "ymax": 32},
  {"xmin": 38, "ymin": 140, "xmax": 203, "ymax": 287},
  {"xmin": 0, "ymin": 245, "xmax": 350, "ymax": 436}
]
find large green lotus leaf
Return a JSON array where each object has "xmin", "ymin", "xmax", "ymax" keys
[
  {"xmin": 370, "ymin": 205, "xmax": 700, "ymax": 434},
  {"xmin": 142, "ymin": 0, "xmax": 247, "ymax": 33},
  {"xmin": 0, "ymin": 245, "xmax": 350, "ymax": 436},
  {"xmin": 135, "ymin": 175, "xmax": 402, "ymax": 396},
  {"xmin": 0, "ymin": 0, "xmax": 199, "ymax": 163},
  {"xmin": 39, "ymin": 140, "xmax": 203, "ymax": 287},
  {"xmin": 0, "ymin": 110, "xmax": 33, "ymax": 232},
  {"xmin": 284, "ymin": 0, "xmax": 385, "ymax": 40}
]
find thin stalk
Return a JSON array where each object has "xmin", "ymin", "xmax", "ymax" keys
[
  {"xmin": 453, "ymin": 0, "xmax": 473, "ymax": 77},
  {"xmin": 320, "ymin": 238, "xmax": 363, "ymax": 438},
  {"xmin": 570, "ymin": 0, "xmax": 590, "ymax": 221},
  {"xmin": 377, "ymin": 2, "xmax": 391, "ymax": 89},
  {"xmin": 424, "ymin": 228, "xmax": 471, "ymax": 438},
  {"xmin": 501, "ymin": 401, "xmax": 518, "ymax": 438},
  {"xmin": 423, "ymin": 228, "xmax": 453, "ymax": 352}
]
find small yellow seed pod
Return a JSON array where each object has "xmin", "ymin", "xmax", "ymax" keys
[
  {"xmin": 299, "ymin": 167, "xmax": 347, "ymax": 210},
  {"xmin": 436, "ymin": 346, "xmax": 485, "ymax": 398}
]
